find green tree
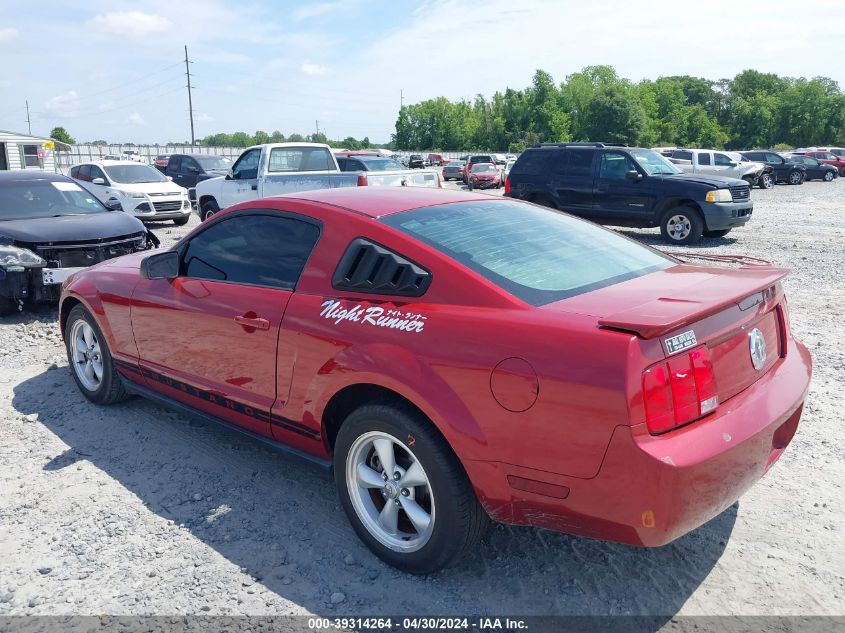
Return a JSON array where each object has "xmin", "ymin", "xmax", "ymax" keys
[
  {"xmin": 50, "ymin": 127, "xmax": 75, "ymax": 145},
  {"xmin": 581, "ymin": 83, "xmax": 646, "ymax": 145},
  {"xmin": 253, "ymin": 130, "xmax": 271, "ymax": 144}
]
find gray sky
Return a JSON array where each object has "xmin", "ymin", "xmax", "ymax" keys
[{"xmin": 1, "ymin": 0, "xmax": 843, "ymax": 144}]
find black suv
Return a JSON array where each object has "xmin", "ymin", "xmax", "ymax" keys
[
  {"xmin": 505, "ymin": 143, "xmax": 753, "ymax": 244},
  {"xmin": 739, "ymin": 151, "xmax": 806, "ymax": 185},
  {"xmin": 164, "ymin": 154, "xmax": 232, "ymax": 203},
  {"xmin": 408, "ymin": 154, "xmax": 425, "ymax": 169}
]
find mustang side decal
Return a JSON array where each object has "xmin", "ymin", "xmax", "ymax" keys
[{"xmin": 320, "ymin": 299, "xmax": 427, "ymax": 333}]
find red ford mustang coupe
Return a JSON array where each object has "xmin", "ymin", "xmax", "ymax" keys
[{"xmin": 59, "ymin": 188, "xmax": 812, "ymax": 573}]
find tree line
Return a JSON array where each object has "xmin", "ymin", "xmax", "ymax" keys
[
  {"xmin": 201, "ymin": 130, "xmax": 384, "ymax": 150},
  {"xmin": 391, "ymin": 66, "xmax": 845, "ymax": 152}
]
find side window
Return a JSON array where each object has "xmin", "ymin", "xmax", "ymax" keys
[
  {"xmin": 714, "ymin": 153, "xmax": 732, "ymax": 166},
  {"xmin": 566, "ymin": 150, "xmax": 593, "ymax": 177},
  {"xmin": 167, "ymin": 156, "xmax": 182, "ymax": 173},
  {"xmin": 232, "ymin": 149, "xmax": 261, "ymax": 180},
  {"xmin": 744, "ymin": 152, "xmax": 761, "ymax": 161},
  {"xmin": 77, "ymin": 165, "xmax": 92, "ymax": 182},
  {"xmin": 70, "ymin": 166, "xmax": 79, "ymax": 178},
  {"xmin": 552, "ymin": 150, "xmax": 569, "ymax": 175},
  {"xmin": 765, "ymin": 153, "xmax": 783, "ymax": 164},
  {"xmin": 598, "ymin": 152, "xmax": 637, "ymax": 180},
  {"xmin": 509, "ymin": 150, "xmax": 550, "ymax": 177},
  {"xmin": 89, "ymin": 166, "xmax": 107, "ymax": 182},
  {"xmin": 673, "ymin": 151, "xmax": 693, "ymax": 161},
  {"xmin": 181, "ymin": 214, "xmax": 320, "ymax": 290},
  {"xmin": 182, "ymin": 158, "xmax": 200, "ymax": 174},
  {"xmin": 698, "ymin": 153, "xmax": 712, "ymax": 166},
  {"xmin": 332, "ymin": 238, "xmax": 431, "ymax": 297}
]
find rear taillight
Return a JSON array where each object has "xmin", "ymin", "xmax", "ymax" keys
[
  {"xmin": 504, "ymin": 177, "xmax": 511, "ymax": 194},
  {"xmin": 357, "ymin": 174, "xmax": 368, "ymax": 186},
  {"xmin": 642, "ymin": 345, "xmax": 718, "ymax": 435}
]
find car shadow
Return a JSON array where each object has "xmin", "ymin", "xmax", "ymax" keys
[
  {"xmin": 13, "ymin": 369, "xmax": 736, "ymax": 620},
  {"xmin": 0, "ymin": 303, "xmax": 58, "ymax": 325}
]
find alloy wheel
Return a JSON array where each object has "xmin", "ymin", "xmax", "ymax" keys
[
  {"xmin": 666, "ymin": 214, "xmax": 692, "ymax": 241},
  {"xmin": 70, "ymin": 320, "xmax": 103, "ymax": 391},
  {"xmin": 346, "ymin": 431, "xmax": 435, "ymax": 553}
]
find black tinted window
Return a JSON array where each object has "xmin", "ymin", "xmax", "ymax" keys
[
  {"xmin": 167, "ymin": 156, "xmax": 182, "ymax": 172},
  {"xmin": 232, "ymin": 149, "xmax": 261, "ymax": 179},
  {"xmin": 78, "ymin": 165, "xmax": 92, "ymax": 182},
  {"xmin": 566, "ymin": 150, "xmax": 593, "ymax": 177},
  {"xmin": 698, "ymin": 153, "xmax": 711, "ymax": 166},
  {"xmin": 764, "ymin": 153, "xmax": 783, "ymax": 163},
  {"xmin": 714, "ymin": 153, "xmax": 732, "ymax": 166},
  {"xmin": 182, "ymin": 214, "xmax": 320, "ymax": 290},
  {"xmin": 673, "ymin": 151, "xmax": 693, "ymax": 161},
  {"xmin": 510, "ymin": 150, "xmax": 551, "ymax": 177}
]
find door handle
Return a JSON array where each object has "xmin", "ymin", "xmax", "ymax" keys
[
  {"xmin": 234, "ymin": 313, "xmax": 270, "ymax": 331},
  {"xmin": 251, "ymin": 184, "xmax": 258, "ymax": 190}
]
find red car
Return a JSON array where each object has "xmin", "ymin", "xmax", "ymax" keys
[
  {"xmin": 467, "ymin": 162, "xmax": 502, "ymax": 189},
  {"xmin": 800, "ymin": 151, "xmax": 845, "ymax": 176},
  {"xmin": 153, "ymin": 154, "xmax": 170, "ymax": 172},
  {"xmin": 60, "ymin": 188, "xmax": 811, "ymax": 573}
]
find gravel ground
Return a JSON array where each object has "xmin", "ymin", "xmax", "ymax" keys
[{"xmin": 0, "ymin": 177, "xmax": 843, "ymax": 618}]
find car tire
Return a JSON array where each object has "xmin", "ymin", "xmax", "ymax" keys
[
  {"xmin": 825, "ymin": 171, "xmax": 835, "ymax": 182},
  {"xmin": 787, "ymin": 170, "xmax": 803, "ymax": 185},
  {"xmin": 759, "ymin": 173, "xmax": 775, "ymax": 189},
  {"xmin": 0, "ymin": 297, "xmax": 17, "ymax": 317},
  {"xmin": 201, "ymin": 199, "xmax": 220, "ymax": 222},
  {"xmin": 64, "ymin": 304, "xmax": 130, "ymax": 405},
  {"xmin": 703, "ymin": 229, "xmax": 731, "ymax": 238},
  {"xmin": 173, "ymin": 216, "xmax": 190, "ymax": 226},
  {"xmin": 660, "ymin": 206, "xmax": 704, "ymax": 245},
  {"xmin": 334, "ymin": 402, "xmax": 489, "ymax": 574}
]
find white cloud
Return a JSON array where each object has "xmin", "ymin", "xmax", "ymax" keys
[
  {"xmin": 0, "ymin": 27, "xmax": 18, "ymax": 44},
  {"xmin": 196, "ymin": 113, "xmax": 213, "ymax": 122},
  {"xmin": 45, "ymin": 90, "xmax": 80, "ymax": 117},
  {"xmin": 301, "ymin": 62, "xmax": 330, "ymax": 76},
  {"xmin": 291, "ymin": 2, "xmax": 341, "ymax": 21},
  {"xmin": 127, "ymin": 112, "xmax": 145, "ymax": 125},
  {"xmin": 92, "ymin": 11, "xmax": 172, "ymax": 37}
]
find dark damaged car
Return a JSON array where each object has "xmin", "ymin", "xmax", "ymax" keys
[{"xmin": 0, "ymin": 171, "xmax": 157, "ymax": 316}]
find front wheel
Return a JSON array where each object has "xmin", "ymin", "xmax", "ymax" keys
[
  {"xmin": 759, "ymin": 173, "xmax": 775, "ymax": 189},
  {"xmin": 65, "ymin": 305, "xmax": 130, "ymax": 405},
  {"xmin": 334, "ymin": 403, "xmax": 488, "ymax": 574},
  {"xmin": 660, "ymin": 207, "xmax": 704, "ymax": 245},
  {"xmin": 787, "ymin": 170, "xmax": 803, "ymax": 185},
  {"xmin": 824, "ymin": 171, "xmax": 835, "ymax": 182}
]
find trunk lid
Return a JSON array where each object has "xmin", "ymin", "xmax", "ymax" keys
[{"xmin": 545, "ymin": 263, "xmax": 788, "ymax": 404}]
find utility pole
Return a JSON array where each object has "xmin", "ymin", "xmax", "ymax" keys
[
  {"xmin": 25, "ymin": 100, "xmax": 31, "ymax": 135},
  {"xmin": 400, "ymin": 89, "xmax": 403, "ymax": 111},
  {"xmin": 184, "ymin": 45, "xmax": 195, "ymax": 145},
  {"xmin": 315, "ymin": 120, "xmax": 320, "ymax": 138}
]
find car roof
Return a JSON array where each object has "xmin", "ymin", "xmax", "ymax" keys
[
  {"xmin": 0, "ymin": 170, "xmax": 72, "ymax": 183},
  {"xmin": 277, "ymin": 187, "xmax": 498, "ymax": 219},
  {"xmin": 170, "ymin": 153, "xmax": 226, "ymax": 158},
  {"xmin": 72, "ymin": 160, "xmax": 149, "ymax": 167}
]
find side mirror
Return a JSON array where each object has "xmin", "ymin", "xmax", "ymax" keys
[
  {"xmin": 91, "ymin": 178, "xmax": 105, "ymax": 185},
  {"xmin": 166, "ymin": 175, "xmax": 174, "ymax": 181},
  {"xmin": 625, "ymin": 170, "xmax": 643, "ymax": 181},
  {"xmin": 104, "ymin": 199, "xmax": 123, "ymax": 211},
  {"xmin": 140, "ymin": 251, "xmax": 179, "ymax": 280},
  {"xmin": 728, "ymin": 161, "xmax": 737, "ymax": 167}
]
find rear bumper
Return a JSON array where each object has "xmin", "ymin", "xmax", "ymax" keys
[
  {"xmin": 703, "ymin": 201, "xmax": 753, "ymax": 230},
  {"xmin": 467, "ymin": 337, "xmax": 812, "ymax": 546}
]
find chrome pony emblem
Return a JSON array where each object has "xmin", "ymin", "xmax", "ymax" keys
[{"xmin": 749, "ymin": 328, "xmax": 766, "ymax": 371}]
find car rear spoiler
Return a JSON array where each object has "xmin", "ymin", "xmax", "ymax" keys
[{"xmin": 597, "ymin": 266, "xmax": 789, "ymax": 339}]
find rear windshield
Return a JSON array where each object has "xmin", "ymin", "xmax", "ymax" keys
[
  {"xmin": 0, "ymin": 179, "xmax": 106, "ymax": 220},
  {"xmin": 359, "ymin": 158, "xmax": 403, "ymax": 171},
  {"xmin": 382, "ymin": 200, "xmax": 672, "ymax": 305},
  {"xmin": 268, "ymin": 147, "xmax": 334, "ymax": 172},
  {"xmin": 196, "ymin": 156, "xmax": 232, "ymax": 170}
]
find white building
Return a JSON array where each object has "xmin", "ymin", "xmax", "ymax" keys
[{"xmin": 0, "ymin": 129, "xmax": 71, "ymax": 172}]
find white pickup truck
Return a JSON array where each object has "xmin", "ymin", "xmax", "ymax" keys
[
  {"xmin": 194, "ymin": 143, "xmax": 440, "ymax": 221},
  {"xmin": 667, "ymin": 148, "xmax": 769, "ymax": 188}
]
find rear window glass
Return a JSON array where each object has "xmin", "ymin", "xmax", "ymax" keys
[
  {"xmin": 268, "ymin": 147, "xmax": 334, "ymax": 172},
  {"xmin": 382, "ymin": 200, "xmax": 672, "ymax": 305}
]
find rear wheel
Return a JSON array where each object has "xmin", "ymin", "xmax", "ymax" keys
[
  {"xmin": 334, "ymin": 403, "xmax": 488, "ymax": 574},
  {"xmin": 703, "ymin": 228, "xmax": 731, "ymax": 238},
  {"xmin": 660, "ymin": 206, "xmax": 704, "ymax": 245},
  {"xmin": 787, "ymin": 170, "xmax": 803, "ymax": 185},
  {"xmin": 759, "ymin": 173, "xmax": 775, "ymax": 189},
  {"xmin": 65, "ymin": 305, "xmax": 129, "ymax": 405},
  {"xmin": 201, "ymin": 199, "xmax": 220, "ymax": 221}
]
